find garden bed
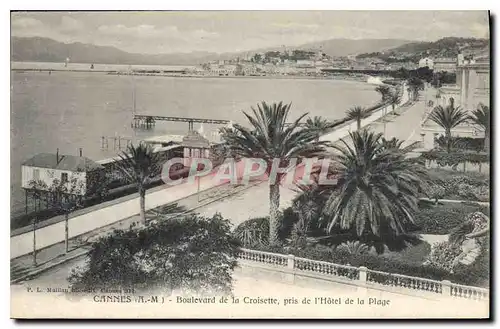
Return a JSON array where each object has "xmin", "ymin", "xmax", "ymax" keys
[
  {"xmin": 413, "ymin": 201, "xmax": 490, "ymax": 235},
  {"xmin": 425, "ymin": 168, "xmax": 490, "ymax": 202}
]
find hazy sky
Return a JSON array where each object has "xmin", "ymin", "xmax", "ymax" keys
[{"xmin": 11, "ymin": 11, "xmax": 489, "ymax": 54}]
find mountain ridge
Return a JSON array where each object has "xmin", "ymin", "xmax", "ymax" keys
[{"xmin": 11, "ymin": 36, "xmax": 413, "ymax": 65}]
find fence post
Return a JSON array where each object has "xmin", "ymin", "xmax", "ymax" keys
[
  {"xmin": 358, "ymin": 266, "xmax": 367, "ymax": 283},
  {"xmin": 287, "ymin": 254, "xmax": 295, "ymax": 269},
  {"xmin": 358, "ymin": 266, "xmax": 368, "ymax": 295},
  {"xmin": 285, "ymin": 254, "xmax": 295, "ymax": 284},
  {"xmin": 442, "ymin": 280, "xmax": 452, "ymax": 297}
]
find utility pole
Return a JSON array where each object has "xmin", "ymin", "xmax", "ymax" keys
[{"xmin": 197, "ymin": 176, "xmax": 201, "ymax": 203}]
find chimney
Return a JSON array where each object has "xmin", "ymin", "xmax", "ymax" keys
[
  {"xmin": 79, "ymin": 148, "xmax": 83, "ymax": 157},
  {"xmin": 56, "ymin": 148, "xmax": 59, "ymax": 164}
]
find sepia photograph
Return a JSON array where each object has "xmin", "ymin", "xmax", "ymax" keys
[{"xmin": 9, "ymin": 9, "xmax": 491, "ymax": 319}]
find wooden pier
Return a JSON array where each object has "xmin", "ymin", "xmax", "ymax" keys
[
  {"xmin": 101, "ymin": 136, "xmax": 133, "ymax": 151},
  {"xmin": 131, "ymin": 114, "xmax": 306, "ymax": 130},
  {"xmin": 131, "ymin": 115, "xmax": 230, "ymax": 131}
]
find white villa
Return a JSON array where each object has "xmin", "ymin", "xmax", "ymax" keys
[
  {"xmin": 421, "ymin": 54, "xmax": 490, "ymax": 150},
  {"xmin": 21, "ymin": 151, "xmax": 104, "ymax": 196}
]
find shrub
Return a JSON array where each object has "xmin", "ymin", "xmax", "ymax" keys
[
  {"xmin": 425, "ymin": 170, "xmax": 490, "ymax": 201},
  {"xmin": 424, "ymin": 184, "xmax": 446, "ymax": 202},
  {"xmin": 421, "ymin": 150, "xmax": 489, "ymax": 166},
  {"xmin": 233, "ymin": 217, "xmax": 270, "ymax": 248},
  {"xmin": 451, "ymin": 236, "xmax": 490, "ymax": 288},
  {"xmin": 449, "ymin": 220, "xmax": 475, "ymax": 246},
  {"xmin": 349, "ymin": 253, "xmax": 451, "ymax": 282},
  {"xmin": 337, "ymin": 241, "xmax": 371, "ymax": 256},
  {"xmin": 69, "ymin": 213, "xmax": 240, "ymax": 295},
  {"xmin": 425, "ymin": 241, "xmax": 462, "ymax": 272},
  {"xmin": 456, "ymin": 184, "xmax": 490, "ymax": 202},
  {"xmin": 434, "ymin": 136, "xmax": 485, "ymax": 152},
  {"xmin": 281, "ymin": 207, "xmax": 299, "ymax": 240},
  {"xmin": 413, "ymin": 202, "xmax": 489, "ymax": 234}
]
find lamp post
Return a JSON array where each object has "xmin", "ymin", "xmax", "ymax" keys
[{"xmin": 197, "ymin": 175, "xmax": 201, "ymax": 203}]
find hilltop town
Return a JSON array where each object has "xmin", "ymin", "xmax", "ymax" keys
[{"xmin": 177, "ymin": 37, "xmax": 490, "ymax": 77}]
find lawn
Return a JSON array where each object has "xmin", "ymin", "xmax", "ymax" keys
[{"xmin": 382, "ymin": 240, "xmax": 432, "ymax": 266}]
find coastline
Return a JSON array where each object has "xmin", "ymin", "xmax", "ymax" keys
[{"xmin": 12, "ymin": 68, "xmax": 369, "ymax": 83}]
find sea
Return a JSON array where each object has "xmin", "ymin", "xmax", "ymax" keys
[{"xmin": 11, "ymin": 62, "xmax": 380, "ymax": 214}]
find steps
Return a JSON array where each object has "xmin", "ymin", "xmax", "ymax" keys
[{"xmin": 459, "ymin": 242, "xmax": 482, "ymax": 265}]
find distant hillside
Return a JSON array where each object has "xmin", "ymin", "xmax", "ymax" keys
[
  {"xmin": 11, "ymin": 36, "xmax": 415, "ymax": 65},
  {"xmin": 11, "ymin": 37, "xmax": 221, "ymax": 65},
  {"xmin": 357, "ymin": 37, "xmax": 490, "ymax": 62},
  {"xmin": 296, "ymin": 38, "xmax": 412, "ymax": 57}
]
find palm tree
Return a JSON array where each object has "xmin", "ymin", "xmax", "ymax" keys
[
  {"xmin": 321, "ymin": 130, "xmax": 427, "ymax": 239},
  {"xmin": 222, "ymin": 101, "xmax": 328, "ymax": 245},
  {"xmin": 470, "ymin": 103, "xmax": 490, "ymax": 153},
  {"xmin": 346, "ymin": 106, "xmax": 370, "ymax": 131},
  {"xmin": 380, "ymin": 137, "xmax": 416, "ymax": 154},
  {"xmin": 116, "ymin": 142, "xmax": 160, "ymax": 225},
  {"xmin": 375, "ymin": 85, "xmax": 391, "ymax": 103},
  {"xmin": 407, "ymin": 77, "xmax": 424, "ymax": 101},
  {"xmin": 428, "ymin": 98, "xmax": 469, "ymax": 152},
  {"xmin": 305, "ymin": 116, "xmax": 336, "ymax": 141},
  {"xmin": 292, "ymin": 186, "xmax": 321, "ymax": 233},
  {"xmin": 388, "ymin": 91, "xmax": 402, "ymax": 113}
]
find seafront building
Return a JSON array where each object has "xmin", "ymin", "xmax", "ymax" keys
[
  {"xmin": 21, "ymin": 152, "xmax": 104, "ymax": 212},
  {"xmin": 433, "ymin": 57, "xmax": 458, "ymax": 73},
  {"xmin": 419, "ymin": 57, "xmax": 434, "ymax": 69},
  {"xmin": 421, "ymin": 54, "xmax": 490, "ymax": 150}
]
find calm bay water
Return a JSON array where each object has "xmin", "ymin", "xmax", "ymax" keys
[{"xmin": 11, "ymin": 70, "xmax": 379, "ymax": 211}]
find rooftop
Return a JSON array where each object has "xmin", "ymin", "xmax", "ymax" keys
[
  {"xmin": 182, "ymin": 131, "xmax": 210, "ymax": 149},
  {"xmin": 22, "ymin": 153, "xmax": 103, "ymax": 172}
]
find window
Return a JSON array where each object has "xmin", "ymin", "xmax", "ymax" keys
[
  {"xmin": 61, "ymin": 172, "xmax": 68, "ymax": 183},
  {"xmin": 33, "ymin": 169, "xmax": 40, "ymax": 181}
]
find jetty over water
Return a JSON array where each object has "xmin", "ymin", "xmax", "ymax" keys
[
  {"xmin": 131, "ymin": 114, "xmax": 306, "ymax": 131},
  {"xmin": 132, "ymin": 114, "xmax": 230, "ymax": 130}
]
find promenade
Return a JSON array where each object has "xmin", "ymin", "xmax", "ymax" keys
[
  {"xmin": 196, "ymin": 89, "xmax": 428, "ymax": 226},
  {"xmin": 10, "ymin": 84, "xmax": 410, "ymax": 262}
]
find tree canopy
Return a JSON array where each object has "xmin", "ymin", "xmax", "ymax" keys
[{"xmin": 69, "ymin": 213, "xmax": 240, "ymax": 296}]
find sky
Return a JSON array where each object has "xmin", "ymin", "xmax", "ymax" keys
[{"xmin": 11, "ymin": 11, "xmax": 490, "ymax": 54}]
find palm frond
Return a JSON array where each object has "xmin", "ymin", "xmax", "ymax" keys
[{"xmin": 322, "ymin": 130, "xmax": 425, "ymax": 238}]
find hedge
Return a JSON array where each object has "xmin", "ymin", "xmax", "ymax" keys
[
  {"xmin": 425, "ymin": 168, "xmax": 490, "ymax": 202},
  {"xmin": 434, "ymin": 136, "xmax": 486, "ymax": 153},
  {"xmin": 420, "ymin": 150, "xmax": 490, "ymax": 166},
  {"xmin": 413, "ymin": 202, "xmax": 490, "ymax": 235}
]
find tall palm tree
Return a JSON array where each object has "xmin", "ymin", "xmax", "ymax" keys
[
  {"xmin": 321, "ymin": 130, "xmax": 427, "ymax": 239},
  {"xmin": 222, "ymin": 101, "xmax": 328, "ymax": 245},
  {"xmin": 375, "ymin": 85, "xmax": 391, "ymax": 103},
  {"xmin": 305, "ymin": 116, "xmax": 336, "ymax": 142},
  {"xmin": 470, "ymin": 103, "xmax": 490, "ymax": 153},
  {"xmin": 388, "ymin": 91, "xmax": 402, "ymax": 113},
  {"xmin": 407, "ymin": 77, "xmax": 424, "ymax": 101},
  {"xmin": 346, "ymin": 106, "xmax": 370, "ymax": 131},
  {"xmin": 116, "ymin": 142, "xmax": 160, "ymax": 225},
  {"xmin": 428, "ymin": 98, "xmax": 469, "ymax": 152}
]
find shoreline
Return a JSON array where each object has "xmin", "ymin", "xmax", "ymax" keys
[{"xmin": 12, "ymin": 68, "xmax": 370, "ymax": 83}]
